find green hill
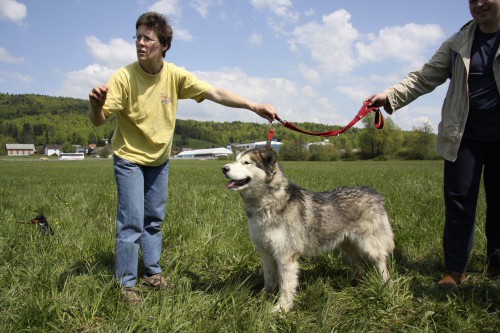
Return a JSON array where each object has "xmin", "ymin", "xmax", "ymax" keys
[
  {"xmin": 0, "ymin": 93, "xmax": 439, "ymax": 160},
  {"xmin": 0, "ymin": 93, "xmax": 341, "ymax": 151},
  {"xmin": 0, "ymin": 93, "xmax": 280, "ymax": 152}
]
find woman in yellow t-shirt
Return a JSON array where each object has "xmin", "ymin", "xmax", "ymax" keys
[{"xmin": 89, "ymin": 11, "xmax": 276, "ymax": 303}]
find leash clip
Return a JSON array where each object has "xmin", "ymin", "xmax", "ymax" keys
[{"xmin": 265, "ymin": 124, "xmax": 275, "ymax": 150}]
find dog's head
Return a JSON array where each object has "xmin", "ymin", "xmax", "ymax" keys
[
  {"xmin": 222, "ymin": 148, "xmax": 278, "ymax": 192},
  {"xmin": 31, "ymin": 214, "xmax": 53, "ymax": 236},
  {"xmin": 31, "ymin": 214, "xmax": 47, "ymax": 224}
]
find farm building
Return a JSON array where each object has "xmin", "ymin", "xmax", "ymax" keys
[
  {"xmin": 175, "ymin": 147, "xmax": 233, "ymax": 159},
  {"xmin": 229, "ymin": 140, "xmax": 283, "ymax": 151},
  {"xmin": 5, "ymin": 144, "xmax": 36, "ymax": 156},
  {"xmin": 44, "ymin": 144, "xmax": 63, "ymax": 156}
]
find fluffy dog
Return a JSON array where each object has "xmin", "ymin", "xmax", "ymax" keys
[{"xmin": 222, "ymin": 148, "xmax": 394, "ymax": 312}]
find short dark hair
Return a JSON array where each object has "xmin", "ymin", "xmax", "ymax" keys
[{"xmin": 136, "ymin": 12, "xmax": 173, "ymax": 57}]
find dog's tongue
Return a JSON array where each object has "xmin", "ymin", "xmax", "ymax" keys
[{"xmin": 226, "ymin": 180, "xmax": 238, "ymax": 190}]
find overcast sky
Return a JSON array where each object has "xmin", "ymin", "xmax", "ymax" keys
[{"xmin": 0, "ymin": 0, "xmax": 472, "ymax": 132}]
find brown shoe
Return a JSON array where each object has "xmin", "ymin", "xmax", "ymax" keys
[
  {"xmin": 437, "ymin": 271, "xmax": 465, "ymax": 288},
  {"xmin": 122, "ymin": 287, "xmax": 141, "ymax": 304},
  {"xmin": 139, "ymin": 273, "xmax": 169, "ymax": 290}
]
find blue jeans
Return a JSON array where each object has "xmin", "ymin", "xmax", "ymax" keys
[
  {"xmin": 443, "ymin": 137, "xmax": 500, "ymax": 273},
  {"xmin": 113, "ymin": 155, "xmax": 170, "ymax": 287}
]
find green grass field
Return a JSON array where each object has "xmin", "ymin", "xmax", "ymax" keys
[{"xmin": 0, "ymin": 158, "xmax": 498, "ymax": 332}]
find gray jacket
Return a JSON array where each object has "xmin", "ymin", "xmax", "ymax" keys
[{"xmin": 383, "ymin": 20, "xmax": 500, "ymax": 162}]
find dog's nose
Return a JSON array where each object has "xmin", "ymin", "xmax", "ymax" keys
[{"xmin": 222, "ymin": 166, "xmax": 229, "ymax": 174}]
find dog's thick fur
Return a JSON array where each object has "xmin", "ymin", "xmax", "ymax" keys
[{"xmin": 222, "ymin": 148, "xmax": 394, "ymax": 312}]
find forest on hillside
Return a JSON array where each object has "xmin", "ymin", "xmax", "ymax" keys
[{"xmin": 0, "ymin": 93, "xmax": 439, "ymax": 160}]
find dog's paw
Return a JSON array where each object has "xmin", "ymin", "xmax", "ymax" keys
[{"xmin": 272, "ymin": 302, "xmax": 293, "ymax": 314}]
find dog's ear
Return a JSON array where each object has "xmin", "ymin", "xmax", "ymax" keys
[
  {"xmin": 230, "ymin": 145, "xmax": 244, "ymax": 158},
  {"xmin": 259, "ymin": 148, "xmax": 277, "ymax": 167}
]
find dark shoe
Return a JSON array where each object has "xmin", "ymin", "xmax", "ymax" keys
[
  {"xmin": 437, "ymin": 271, "xmax": 465, "ymax": 288},
  {"xmin": 139, "ymin": 273, "xmax": 169, "ymax": 290},
  {"xmin": 122, "ymin": 287, "xmax": 141, "ymax": 304},
  {"xmin": 486, "ymin": 265, "xmax": 500, "ymax": 278}
]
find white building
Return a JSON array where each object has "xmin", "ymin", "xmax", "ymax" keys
[
  {"xmin": 175, "ymin": 147, "xmax": 233, "ymax": 159},
  {"xmin": 306, "ymin": 140, "xmax": 331, "ymax": 149},
  {"xmin": 44, "ymin": 144, "xmax": 62, "ymax": 156},
  {"xmin": 229, "ymin": 141, "xmax": 283, "ymax": 151}
]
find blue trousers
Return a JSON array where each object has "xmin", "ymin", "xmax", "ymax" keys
[
  {"xmin": 443, "ymin": 137, "xmax": 500, "ymax": 273},
  {"xmin": 113, "ymin": 155, "xmax": 170, "ymax": 287}
]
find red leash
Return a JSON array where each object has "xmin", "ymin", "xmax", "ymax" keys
[
  {"xmin": 277, "ymin": 101, "xmax": 383, "ymax": 136},
  {"xmin": 266, "ymin": 101, "xmax": 383, "ymax": 149}
]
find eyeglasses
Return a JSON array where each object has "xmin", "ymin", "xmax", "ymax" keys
[{"xmin": 133, "ymin": 34, "xmax": 158, "ymax": 44}]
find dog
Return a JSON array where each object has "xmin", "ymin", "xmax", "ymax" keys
[{"xmin": 222, "ymin": 148, "xmax": 394, "ymax": 313}]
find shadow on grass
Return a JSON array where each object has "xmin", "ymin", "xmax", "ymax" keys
[
  {"xmin": 392, "ymin": 248, "xmax": 500, "ymax": 312},
  {"xmin": 180, "ymin": 254, "xmax": 362, "ymax": 297},
  {"xmin": 392, "ymin": 247, "xmax": 443, "ymax": 276},
  {"xmin": 181, "ymin": 267, "xmax": 266, "ymax": 296},
  {"xmin": 180, "ymin": 248, "xmax": 499, "ymax": 315},
  {"xmin": 57, "ymin": 251, "xmax": 115, "ymax": 291}
]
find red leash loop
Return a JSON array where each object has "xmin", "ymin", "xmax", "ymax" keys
[
  {"xmin": 274, "ymin": 101, "xmax": 384, "ymax": 137},
  {"xmin": 265, "ymin": 127, "xmax": 275, "ymax": 149}
]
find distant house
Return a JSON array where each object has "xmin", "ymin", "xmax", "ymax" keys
[
  {"xmin": 73, "ymin": 143, "xmax": 97, "ymax": 155},
  {"xmin": 5, "ymin": 144, "xmax": 36, "ymax": 156},
  {"xmin": 44, "ymin": 144, "xmax": 63, "ymax": 156},
  {"xmin": 306, "ymin": 140, "xmax": 332, "ymax": 149},
  {"xmin": 175, "ymin": 147, "xmax": 233, "ymax": 159},
  {"xmin": 85, "ymin": 144, "xmax": 97, "ymax": 156},
  {"xmin": 229, "ymin": 140, "xmax": 283, "ymax": 151}
]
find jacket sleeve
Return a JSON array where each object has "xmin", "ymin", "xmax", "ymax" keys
[{"xmin": 383, "ymin": 39, "xmax": 453, "ymax": 114}]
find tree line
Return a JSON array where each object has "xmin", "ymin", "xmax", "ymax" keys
[{"xmin": 0, "ymin": 93, "xmax": 440, "ymax": 160}]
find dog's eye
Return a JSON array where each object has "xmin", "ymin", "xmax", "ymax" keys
[{"xmin": 243, "ymin": 161, "xmax": 251, "ymax": 165}]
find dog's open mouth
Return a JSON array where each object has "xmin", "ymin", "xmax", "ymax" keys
[{"xmin": 227, "ymin": 177, "xmax": 251, "ymax": 190}]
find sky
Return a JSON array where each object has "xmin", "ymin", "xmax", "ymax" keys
[{"xmin": 0, "ymin": 0, "xmax": 472, "ymax": 132}]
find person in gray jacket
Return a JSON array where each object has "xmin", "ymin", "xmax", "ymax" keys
[{"xmin": 366, "ymin": 0, "xmax": 500, "ymax": 287}]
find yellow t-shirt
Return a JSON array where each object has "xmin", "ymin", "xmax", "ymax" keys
[{"xmin": 103, "ymin": 61, "xmax": 212, "ymax": 166}]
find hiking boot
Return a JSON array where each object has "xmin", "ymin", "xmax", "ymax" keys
[
  {"xmin": 437, "ymin": 271, "xmax": 465, "ymax": 288},
  {"xmin": 122, "ymin": 287, "xmax": 141, "ymax": 304},
  {"xmin": 139, "ymin": 273, "xmax": 169, "ymax": 290}
]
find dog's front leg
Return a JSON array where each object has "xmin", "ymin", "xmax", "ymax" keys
[
  {"xmin": 273, "ymin": 256, "xmax": 299, "ymax": 313},
  {"xmin": 258, "ymin": 249, "xmax": 278, "ymax": 293}
]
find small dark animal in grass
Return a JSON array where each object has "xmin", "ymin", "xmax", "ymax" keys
[{"xmin": 29, "ymin": 214, "xmax": 54, "ymax": 236}]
